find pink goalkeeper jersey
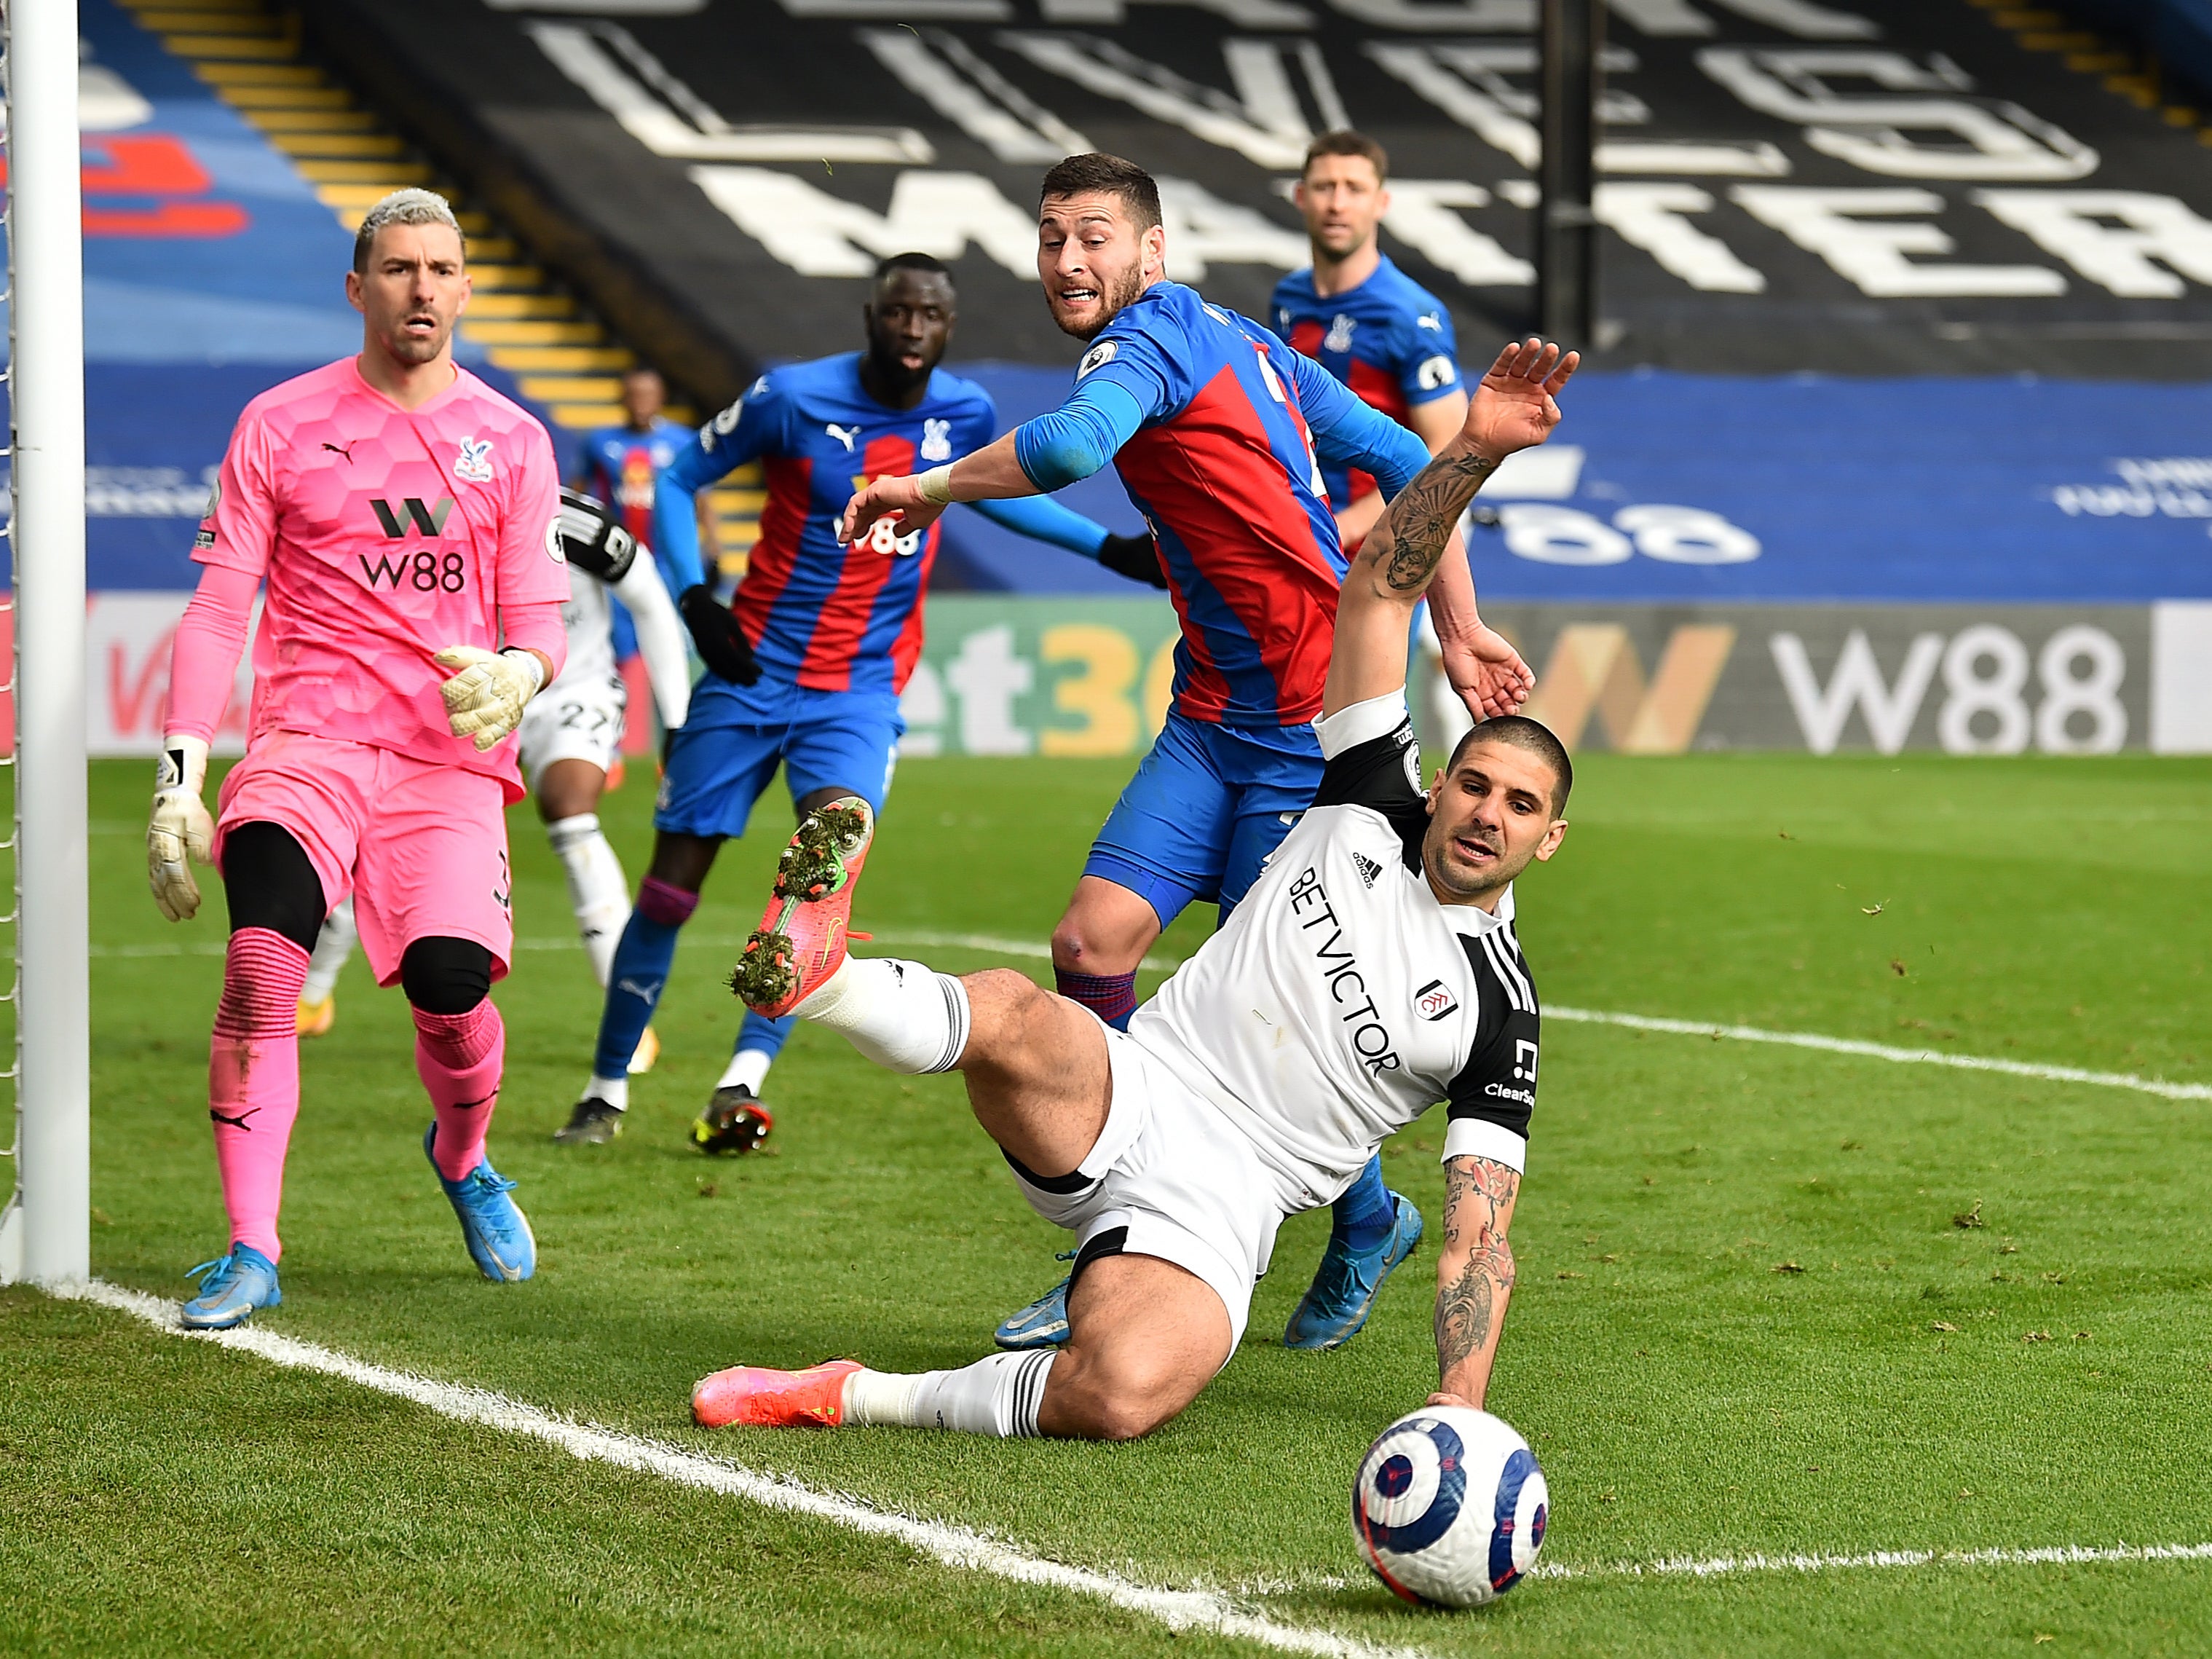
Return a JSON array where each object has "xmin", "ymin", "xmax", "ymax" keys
[{"xmin": 194, "ymin": 358, "xmax": 569, "ymax": 793}]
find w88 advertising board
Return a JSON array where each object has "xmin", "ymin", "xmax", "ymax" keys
[{"xmin": 55, "ymin": 593, "xmax": 2211, "ymax": 759}]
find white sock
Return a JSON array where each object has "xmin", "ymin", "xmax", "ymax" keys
[
  {"xmin": 300, "ymin": 897, "xmax": 357, "ymax": 1004},
  {"xmin": 716, "ymin": 1047, "xmax": 773, "ymax": 1093},
  {"xmin": 584, "ymin": 1073, "xmax": 628, "ymax": 1113},
  {"xmin": 545, "ymin": 814, "xmax": 631, "ymax": 988},
  {"xmin": 841, "ymin": 1352, "xmax": 1055, "ymax": 1437},
  {"xmin": 796, "ymin": 958, "xmax": 969, "ymax": 1075}
]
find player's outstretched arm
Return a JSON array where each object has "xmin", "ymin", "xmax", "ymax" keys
[
  {"xmin": 613, "ymin": 552, "xmax": 693, "ymax": 734},
  {"xmin": 1429, "ymin": 1154, "xmax": 1520, "ymax": 1411},
  {"xmin": 842, "ymin": 372, "xmax": 1152, "ymax": 548},
  {"xmin": 1322, "ymin": 339, "xmax": 1576, "ymax": 720}
]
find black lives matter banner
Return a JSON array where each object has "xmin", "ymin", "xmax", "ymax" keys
[{"xmin": 301, "ymin": 0, "xmax": 2212, "ymax": 402}]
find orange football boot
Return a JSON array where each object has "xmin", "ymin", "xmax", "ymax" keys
[
  {"xmin": 727, "ymin": 796, "xmax": 874, "ymax": 1017},
  {"xmin": 692, "ymin": 1358, "xmax": 863, "ymax": 1429}
]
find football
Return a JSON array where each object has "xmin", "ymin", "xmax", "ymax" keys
[{"xmin": 1351, "ymin": 1406, "xmax": 1549, "ymax": 1607}]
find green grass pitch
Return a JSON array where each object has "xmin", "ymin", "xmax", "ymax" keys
[{"xmin": 6, "ymin": 751, "xmax": 2211, "ymax": 1656}]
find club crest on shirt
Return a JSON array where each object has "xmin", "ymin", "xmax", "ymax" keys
[
  {"xmin": 1414, "ymin": 979, "xmax": 1458, "ymax": 1021},
  {"xmin": 454, "ymin": 437, "xmax": 494, "ymax": 483},
  {"xmin": 1077, "ymin": 340, "xmax": 1117, "ymax": 377},
  {"xmin": 1324, "ymin": 313, "xmax": 1356, "ymax": 353},
  {"xmin": 920, "ymin": 417, "xmax": 952, "ymax": 462}
]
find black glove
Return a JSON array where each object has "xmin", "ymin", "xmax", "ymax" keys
[
  {"xmin": 555, "ymin": 486, "xmax": 639, "ymax": 581},
  {"xmin": 1099, "ymin": 531, "xmax": 1167, "ymax": 589},
  {"xmin": 679, "ymin": 586, "xmax": 760, "ymax": 685}
]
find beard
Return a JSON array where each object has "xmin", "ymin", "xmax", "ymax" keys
[
  {"xmin": 1053, "ymin": 261, "xmax": 1150, "ymax": 342},
  {"xmin": 381, "ymin": 317, "xmax": 452, "ymax": 366},
  {"xmin": 869, "ymin": 347, "xmax": 934, "ymax": 399},
  {"xmin": 1422, "ymin": 827, "xmax": 1521, "ymax": 905}
]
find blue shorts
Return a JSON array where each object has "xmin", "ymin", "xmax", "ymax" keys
[
  {"xmin": 1084, "ymin": 709, "xmax": 1324, "ymax": 931},
  {"xmin": 654, "ymin": 687, "xmax": 903, "ymax": 840}
]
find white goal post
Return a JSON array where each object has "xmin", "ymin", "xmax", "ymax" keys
[{"xmin": 0, "ymin": 0, "xmax": 91, "ymax": 1288}]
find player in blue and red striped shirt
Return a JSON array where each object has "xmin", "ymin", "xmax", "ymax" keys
[
  {"xmin": 842, "ymin": 154, "xmax": 1534, "ymax": 1355},
  {"xmin": 1273, "ymin": 131, "xmax": 1468, "ymax": 553},
  {"xmin": 560, "ymin": 253, "xmax": 1137, "ymax": 1151}
]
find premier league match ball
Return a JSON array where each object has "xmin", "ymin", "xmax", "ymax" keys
[{"xmin": 1351, "ymin": 1406, "xmax": 1548, "ymax": 1608}]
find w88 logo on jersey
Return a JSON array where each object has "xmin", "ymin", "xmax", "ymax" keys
[{"xmin": 861, "ymin": 516, "xmax": 924, "ymax": 557}]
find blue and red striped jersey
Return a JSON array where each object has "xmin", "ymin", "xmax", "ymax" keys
[
  {"xmin": 659, "ymin": 353, "xmax": 995, "ymax": 698},
  {"xmin": 574, "ymin": 417, "xmax": 690, "ymax": 548},
  {"xmin": 1075, "ymin": 281, "xmax": 1364, "ymax": 730},
  {"xmin": 1272, "ymin": 256, "xmax": 1462, "ymax": 510}
]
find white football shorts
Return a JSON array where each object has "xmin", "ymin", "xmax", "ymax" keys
[
  {"xmin": 1005, "ymin": 1020, "xmax": 1283, "ymax": 1350},
  {"xmin": 518, "ymin": 668, "xmax": 628, "ymax": 784}
]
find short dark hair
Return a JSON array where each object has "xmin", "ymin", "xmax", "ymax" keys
[
  {"xmin": 1039, "ymin": 152, "xmax": 1162, "ymax": 233},
  {"xmin": 1303, "ymin": 130, "xmax": 1389, "ymax": 183},
  {"xmin": 874, "ymin": 251, "xmax": 952, "ymax": 285},
  {"xmin": 1447, "ymin": 716, "xmax": 1572, "ymax": 816}
]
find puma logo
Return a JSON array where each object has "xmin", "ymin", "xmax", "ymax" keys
[
  {"xmin": 209, "ymin": 1106, "xmax": 261, "ymax": 1131},
  {"xmin": 322, "ymin": 441, "xmax": 354, "ymax": 460}
]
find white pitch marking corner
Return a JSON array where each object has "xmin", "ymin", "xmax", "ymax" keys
[{"xmin": 63, "ymin": 1280, "xmax": 1423, "ymax": 1659}]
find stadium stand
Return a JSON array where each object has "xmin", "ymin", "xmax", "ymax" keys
[
  {"xmin": 31, "ymin": 0, "xmax": 2212, "ymax": 755},
  {"xmin": 296, "ymin": 0, "xmax": 2212, "ymax": 379}
]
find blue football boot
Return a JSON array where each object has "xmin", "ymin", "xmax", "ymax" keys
[
  {"xmin": 181, "ymin": 1244, "xmax": 282, "ymax": 1331},
  {"xmin": 424, "ymin": 1124, "xmax": 536, "ymax": 1282},
  {"xmin": 992, "ymin": 1252, "xmax": 1076, "ymax": 1350},
  {"xmin": 1282, "ymin": 1194, "xmax": 1424, "ymax": 1350}
]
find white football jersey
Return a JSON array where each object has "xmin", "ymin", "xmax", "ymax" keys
[
  {"xmin": 549, "ymin": 567, "xmax": 616, "ymax": 694},
  {"xmin": 1128, "ymin": 692, "xmax": 1541, "ymax": 1215}
]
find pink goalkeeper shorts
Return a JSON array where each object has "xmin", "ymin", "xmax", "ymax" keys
[{"xmin": 214, "ymin": 730, "xmax": 513, "ymax": 987}]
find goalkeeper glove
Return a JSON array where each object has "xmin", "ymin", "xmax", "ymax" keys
[
  {"xmin": 148, "ymin": 734, "xmax": 215, "ymax": 923},
  {"xmin": 1099, "ymin": 532, "xmax": 1167, "ymax": 589},
  {"xmin": 435, "ymin": 645, "xmax": 545, "ymax": 752},
  {"xmin": 679, "ymin": 586, "xmax": 761, "ymax": 685}
]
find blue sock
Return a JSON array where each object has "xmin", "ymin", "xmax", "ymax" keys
[
  {"xmin": 1331, "ymin": 1155, "xmax": 1395, "ymax": 1256},
  {"xmin": 591, "ymin": 878, "xmax": 695, "ymax": 1078},
  {"xmin": 735, "ymin": 1010, "xmax": 795, "ymax": 1062}
]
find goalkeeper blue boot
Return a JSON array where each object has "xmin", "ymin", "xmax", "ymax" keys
[
  {"xmin": 992, "ymin": 1253, "xmax": 1076, "ymax": 1350},
  {"xmin": 424, "ymin": 1125, "xmax": 536, "ymax": 1282},
  {"xmin": 181, "ymin": 1244, "xmax": 282, "ymax": 1331},
  {"xmin": 1283, "ymin": 1194, "xmax": 1424, "ymax": 1350}
]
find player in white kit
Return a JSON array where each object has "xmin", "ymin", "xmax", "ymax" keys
[
  {"xmin": 296, "ymin": 486, "xmax": 693, "ymax": 1079},
  {"xmin": 690, "ymin": 336, "xmax": 1579, "ymax": 1440}
]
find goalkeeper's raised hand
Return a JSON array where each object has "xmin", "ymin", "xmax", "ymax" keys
[
  {"xmin": 147, "ymin": 734, "xmax": 215, "ymax": 922},
  {"xmin": 679, "ymin": 586, "xmax": 761, "ymax": 685},
  {"xmin": 435, "ymin": 645, "xmax": 545, "ymax": 752}
]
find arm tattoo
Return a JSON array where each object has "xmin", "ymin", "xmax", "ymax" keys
[
  {"xmin": 1434, "ymin": 1156, "xmax": 1520, "ymax": 1383},
  {"xmin": 1365, "ymin": 448, "xmax": 1498, "ymax": 596}
]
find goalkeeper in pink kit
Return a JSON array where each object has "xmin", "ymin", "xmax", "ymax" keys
[{"xmin": 148, "ymin": 189, "xmax": 569, "ymax": 1328}]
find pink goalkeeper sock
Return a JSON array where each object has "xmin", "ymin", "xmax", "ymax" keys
[
  {"xmin": 416, "ymin": 1000, "xmax": 505, "ymax": 1181},
  {"xmin": 209, "ymin": 928, "xmax": 309, "ymax": 1262}
]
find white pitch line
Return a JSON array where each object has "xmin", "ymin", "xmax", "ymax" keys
[
  {"xmin": 1547, "ymin": 1005, "xmax": 2212, "ymax": 1102},
  {"xmin": 1525, "ymin": 1540, "xmax": 2212, "ymax": 1580},
  {"xmin": 91, "ymin": 931, "xmax": 2205, "ymax": 1101},
  {"xmin": 60, "ymin": 1279, "xmax": 1421, "ymax": 1659},
  {"xmin": 1245, "ymin": 1538, "xmax": 2212, "ymax": 1599}
]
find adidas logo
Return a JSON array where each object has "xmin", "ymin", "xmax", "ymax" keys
[{"xmin": 1353, "ymin": 853, "xmax": 1384, "ymax": 889}]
